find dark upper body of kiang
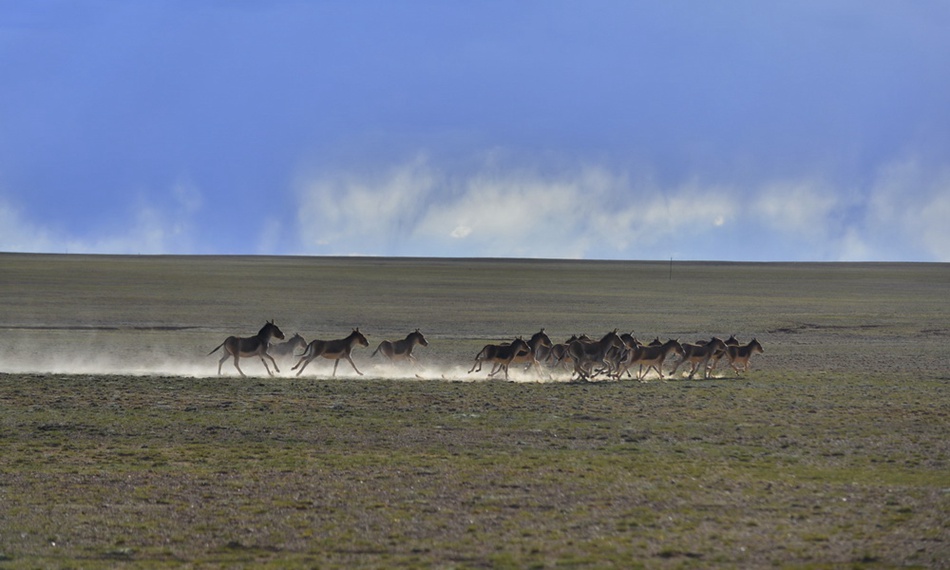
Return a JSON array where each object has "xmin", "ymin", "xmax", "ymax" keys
[
  {"xmin": 208, "ymin": 320, "xmax": 284, "ymax": 377},
  {"xmin": 292, "ymin": 328, "xmax": 369, "ymax": 377},
  {"xmin": 564, "ymin": 329, "xmax": 625, "ymax": 380},
  {"xmin": 619, "ymin": 338, "xmax": 685, "ymax": 380},
  {"xmin": 371, "ymin": 330, "xmax": 429, "ymax": 364},
  {"xmin": 671, "ymin": 337, "xmax": 728, "ymax": 379},
  {"xmin": 490, "ymin": 328, "xmax": 551, "ymax": 379},
  {"xmin": 468, "ymin": 337, "xmax": 531, "ymax": 380}
]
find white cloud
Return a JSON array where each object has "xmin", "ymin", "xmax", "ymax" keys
[
  {"xmin": 836, "ymin": 226, "xmax": 874, "ymax": 261},
  {"xmin": 867, "ymin": 158, "xmax": 950, "ymax": 261},
  {"xmin": 293, "ymin": 160, "xmax": 741, "ymax": 259},
  {"xmin": 414, "ymin": 172, "xmax": 595, "ymax": 258},
  {"xmin": 62, "ymin": 207, "xmax": 194, "ymax": 255},
  {"xmin": 751, "ymin": 180, "xmax": 839, "ymax": 236},
  {"xmin": 291, "ymin": 155, "xmax": 949, "ymax": 261},
  {"xmin": 256, "ymin": 217, "xmax": 284, "ymax": 255},
  {"xmin": 172, "ymin": 178, "xmax": 204, "ymax": 215},
  {"xmin": 450, "ymin": 225, "xmax": 472, "ymax": 239},
  {"xmin": 7, "ymin": 156, "xmax": 947, "ymax": 261},
  {"xmin": 295, "ymin": 156, "xmax": 436, "ymax": 255},
  {"xmin": 741, "ymin": 179, "xmax": 878, "ymax": 260},
  {"xmin": 0, "ymin": 180, "xmax": 204, "ymax": 254},
  {"xmin": 640, "ymin": 179, "xmax": 738, "ymax": 238},
  {"xmin": 0, "ymin": 200, "xmax": 59, "ymax": 253},
  {"xmin": 916, "ymin": 192, "xmax": 950, "ymax": 261}
]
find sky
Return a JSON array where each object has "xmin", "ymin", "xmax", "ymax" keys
[{"xmin": 1, "ymin": 1, "xmax": 949, "ymax": 261}]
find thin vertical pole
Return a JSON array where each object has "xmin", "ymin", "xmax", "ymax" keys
[{"xmin": 669, "ymin": 257, "xmax": 673, "ymax": 281}]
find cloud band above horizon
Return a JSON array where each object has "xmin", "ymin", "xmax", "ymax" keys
[{"xmin": 2, "ymin": 154, "xmax": 947, "ymax": 262}]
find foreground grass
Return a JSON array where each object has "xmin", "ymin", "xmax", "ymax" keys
[{"xmin": 2, "ymin": 371, "xmax": 948, "ymax": 568}]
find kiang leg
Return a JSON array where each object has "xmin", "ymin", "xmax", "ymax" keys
[
  {"xmin": 531, "ymin": 359, "xmax": 544, "ymax": 380},
  {"xmin": 259, "ymin": 356, "xmax": 273, "ymax": 377},
  {"xmin": 264, "ymin": 352, "xmax": 280, "ymax": 374},
  {"xmin": 233, "ymin": 355, "xmax": 246, "ymax": 377},
  {"xmin": 294, "ymin": 356, "xmax": 314, "ymax": 376},
  {"xmin": 345, "ymin": 355, "xmax": 363, "ymax": 376}
]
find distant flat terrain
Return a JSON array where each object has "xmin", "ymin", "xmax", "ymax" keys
[{"xmin": 1, "ymin": 254, "xmax": 947, "ymax": 377}]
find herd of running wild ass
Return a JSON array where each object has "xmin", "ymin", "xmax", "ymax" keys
[{"xmin": 209, "ymin": 321, "xmax": 764, "ymax": 381}]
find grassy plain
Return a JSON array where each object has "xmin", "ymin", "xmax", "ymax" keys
[{"xmin": 0, "ymin": 254, "xmax": 948, "ymax": 568}]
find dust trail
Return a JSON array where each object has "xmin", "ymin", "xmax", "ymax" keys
[
  {"xmin": 357, "ymin": 362, "xmax": 572, "ymax": 383},
  {"xmin": 0, "ymin": 328, "xmax": 581, "ymax": 381},
  {"xmin": 0, "ymin": 349, "xmax": 213, "ymax": 378},
  {"xmin": 0, "ymin": 346, "xmax": 575, "ymax": 382},
  {"xmin": 0, "ymin": 328, "xmax": 625, "ymax": 382}
]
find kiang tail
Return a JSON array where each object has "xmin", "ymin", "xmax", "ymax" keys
[{"xmin": 208, "ymin": 342, "xmax": 225, "ymax": 356}]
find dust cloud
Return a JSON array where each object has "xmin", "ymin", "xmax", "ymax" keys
[
  {"xmin": 0, "ymin": 342, "xmax": 575, "ymax": 383},
  {"xmin": 0, "ymin": 330, "xmax": 726, "ymax": 382}
]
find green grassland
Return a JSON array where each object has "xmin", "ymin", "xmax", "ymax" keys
[{"xmin": 0, "ymin": 254, "xmax": 948, "ymax": 568}]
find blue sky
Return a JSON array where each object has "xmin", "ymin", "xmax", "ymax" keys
[{"xmin": 1, "ymin": 1, "xmax": 949, "ymax": 261}]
